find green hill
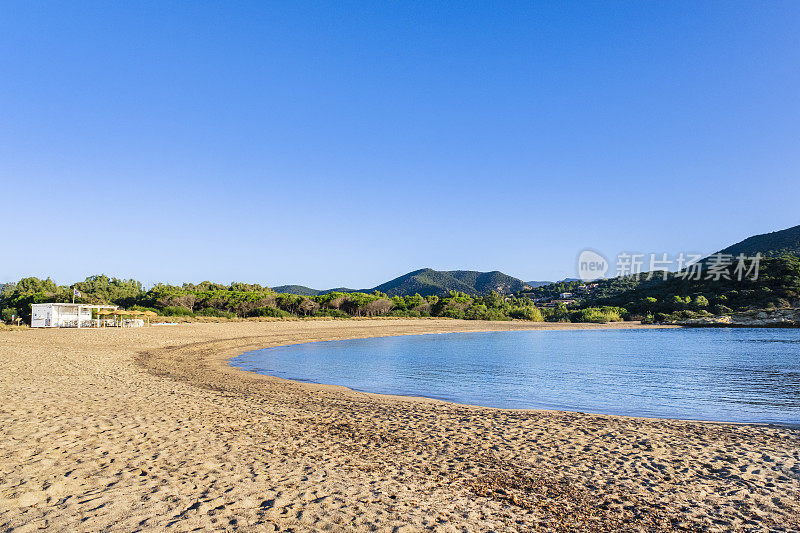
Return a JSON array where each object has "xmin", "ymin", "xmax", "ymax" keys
[
  {"xmin": 581, "ymin": 254, "xmax": 800, "ymax": 316},
  {"xmin": 270, "ymin": 285, "xmax": 321, "ymax": 296},
  {"xmin": 716, "ymin": 224, "xmax": 800, "ymax": 258},
  {"xmin": 272, "ymin": 269, "xmax": 528, "ymax": 297},
  {"xmin": 521, "ymin": 224, "xmax": 800, "ymax": 316},
  {"xmin": 372, "ymin": 268, "xmax": 527, "ymax": 297},
  {"xmin": 270, "ymin": 285, "xmax": 356, "ymax": 296}
]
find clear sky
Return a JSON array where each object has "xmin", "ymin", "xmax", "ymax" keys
[{"xmin": 2, "ymin": 1, "xmax": 799, "ymax": 288}]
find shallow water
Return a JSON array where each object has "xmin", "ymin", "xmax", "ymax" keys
[{"xmin": 232, "ymin": 328, "xmax": 800, "ymax": 424}]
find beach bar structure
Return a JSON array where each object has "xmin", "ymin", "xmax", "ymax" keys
[{"xmin": 31, "ymin": 303, "xmax": 118, "ymax": 328}]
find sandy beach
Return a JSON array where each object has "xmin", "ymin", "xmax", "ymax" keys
[{"xmin": 0, "ymin": 319, "xmax": 798, "ymax": 532}]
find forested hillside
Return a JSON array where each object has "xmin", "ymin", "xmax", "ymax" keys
[
  {"xmin": 521, "ymin": 255, "xmax": 800, "ymax": 323},
  {"xmin": 583, "ymin": 255, "xmax": 800, "ymax": 320},
  {"xmin": 372, "ymin": 269, "xmax": 527, "ymax": 297},
  {"xmin": 273, "ymin": 269, "xmax": 529, "ymax": 297},
  {"xmin": 716, "ymin": 224, "xmax": 800, "ymax": 258}
]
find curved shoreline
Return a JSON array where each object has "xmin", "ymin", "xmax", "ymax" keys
[
  {"xmin": 224, "ymin": 324, "xmax": 797, "ymax": 426},
  {"xmin": 148, "ymin": 319, "xmax": 681, "ymax": 410},
  {"xmin": 3, "ymin": 319, "xmax": 798, "ymax": 531},
  {"xmin": 134, "ymin": 320, "xmax": 800, "ymax": 530}
]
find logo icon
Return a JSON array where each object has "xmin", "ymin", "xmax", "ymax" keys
[{"xmin": 577, "ymin": 250, "xmax": 608, "ymax": 281}]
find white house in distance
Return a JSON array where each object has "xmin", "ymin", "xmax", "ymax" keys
[{"xmin": 31, "ymin": 303, "xmax": 118, "ymax": 328}]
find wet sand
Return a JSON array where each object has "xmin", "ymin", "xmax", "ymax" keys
[{"xmin": 0, "ymin": 319, "xmax": 798, "ymax": 531}]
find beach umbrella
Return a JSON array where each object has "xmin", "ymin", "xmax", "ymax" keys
[
  {"xmin": 142, "ymin": 310, "xmax": 157, "ymax": 325},
  {"xmin": 108, "ymin": 308, "xmax": 128, "ymax": 327},
  {"xmin": 96, "ymin": 309, "xmax": 112, "ymax": 325},
  {"xmin": 125, "ymin": 310, "xmax": 144, "ymax": 327},
  {"xmin": 97, "ymin": 308, "xmax": 118, "ymax": 327}
]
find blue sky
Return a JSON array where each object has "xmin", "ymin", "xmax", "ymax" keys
[{"xmin": 2, "ymin": 1, "xmax": 799, "ymax": 288}]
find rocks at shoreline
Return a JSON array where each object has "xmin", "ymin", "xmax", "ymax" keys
[{"xmin": 675, "ymin": 308, "xmax": 800, "ymax": 327}]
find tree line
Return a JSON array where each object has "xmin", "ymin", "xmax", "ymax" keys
[
  {"xmin": 8, "ymin": 256, "xmax": 794, "ymax": 326},
  {"xmin": 0, "ymin": 274, "xmax": 625, "ymax": 325}
]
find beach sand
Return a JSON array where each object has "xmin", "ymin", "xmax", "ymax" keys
[{"xmin": 0, "ymin": 319, "xmax": 798, "ymax": 531}]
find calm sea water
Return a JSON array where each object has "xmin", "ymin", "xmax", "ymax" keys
[{"xmin": 232, "ymin": 329, "xmax": 800, "ymax": 424}]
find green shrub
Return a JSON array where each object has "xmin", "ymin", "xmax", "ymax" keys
[
  {"xmin": 659, "ymin": 309, "xmax": 715, "ymax": 322},
  {"xmin": 1, "ymin": 307, "xmax": 19, "ymax": 323},
  {"xmin": 667, "ymin": 310, "xmax": 697, "ymax": 320},
  {"xmin": 440, "ymin": 308, "xmax": 465, "ymax": 319},
  {"xmin": 694, "ymin": 295, "xmax": 709, "ymax": 308},
  {"xmin": 248, "ymin": 306, "xmax": 291, "ymax": 318},
  {"xmin": 672, "ymin": 295, "xmax": 688, "ymax": 306},
  {"xmin": 464, "ymin": 304, "xmax": 488, "ymax": 320},
  {"xmin": 712, "ymin": 304, "xmax": 733, "ymax": 315},
  {"xmin": 570, "ymin": 307, "xmax": 623, "ymax": 323},
  {"xmin": 545, "ymin": 304, "xmax": 571, "ymax": 322},
  {"xmin": 464, "ymin": 304, "xmax": 510, "ymax": 321},
  {"xmin": 160, "ymin": 306, "xmax": 195, "ymax": 317},
  {"xmin": 508, "ymin": 306, "xmax": 544, "ymax": 321}
]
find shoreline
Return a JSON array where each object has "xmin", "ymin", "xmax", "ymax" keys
[
  {"xmin": 214, "ymin": 320, "xmax": 681, "ymax": 411},
  {"xmin": 2, "ymin": 319, "xmax": 798, "ymax": 531},
  {"xmin": 224, "ymin": 323, "xmax": 797, "ymax": 428}
]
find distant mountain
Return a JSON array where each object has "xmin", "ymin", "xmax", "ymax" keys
[
  {"xmin": 525, "ymin": 278, "xmax": 580, "ymax": 288},
  {"xmin": 270, "ymin": 285, "xmax": 356, "ymax": 296},
  {"xmin": 525, "ymin": 281, "xmax": 554, "ymax": 288},
  {"xmin": 326, "ymin": 287, "xmax": 357, "ymax": 294},
  {"xmin": 373, "ymin": 269, "xmax": 527, "ymax": 297},
  {"xmin": 715, "ymin": 224, "xmax": 800, "ymax": 258},
  {"xmin": 272, "ymin": 269, "xmax": 528, "ymax": 297},
  {"xmin": 270, "ymin": 285, "xmax": 322, "ymax": 296}
]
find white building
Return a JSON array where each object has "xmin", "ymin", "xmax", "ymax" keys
[{"xmin": 31, "ymin": 303, "xmax": 117, "ymax": 328}]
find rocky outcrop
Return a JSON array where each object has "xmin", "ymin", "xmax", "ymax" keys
[
  {"xmin": 678, "ymin": 315, "xmax": 732, "ymax": 326},
  {"xmin": 677, "ymin": 308, "xmax": 800, "ymax": 327},
  {"xmin": 730, "ymin": 308, "xmax": 800, "ymax": 327}
]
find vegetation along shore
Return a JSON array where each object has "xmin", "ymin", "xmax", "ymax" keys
[{"xmin": 2, "ymin": 253, "xmax": 798, "ymax": 328}]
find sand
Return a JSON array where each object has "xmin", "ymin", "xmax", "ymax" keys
[{"xmin": 0, "ymin": 319, "xmax": 798, "ymax": 532}]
